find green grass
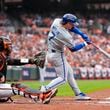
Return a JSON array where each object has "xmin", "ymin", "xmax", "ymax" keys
[{"xmin": 10, "ymin": 79, "xmax": 110, "ymax": 96}]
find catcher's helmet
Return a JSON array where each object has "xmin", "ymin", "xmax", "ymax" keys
[
  {"xmin": 0, "ymin": 35, "xmax": 12, "ymax": 54},
  {"xmin": 62, "ymin": 13, "xmax": 79, "ymax": 26}
]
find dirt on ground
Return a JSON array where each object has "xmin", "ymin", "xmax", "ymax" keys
[{"xmin": 0, "ymin": 89, "xmax": 110, "ymax": 110}]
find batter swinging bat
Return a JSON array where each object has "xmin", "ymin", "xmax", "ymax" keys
[{"xmin": 91, "ymin": 42, "xmax": 110, "ymax": 59}]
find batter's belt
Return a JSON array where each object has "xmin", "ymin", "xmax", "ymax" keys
[{"xmin": 48, "ymin": 49, "xmax": 63, "ymax": 53}]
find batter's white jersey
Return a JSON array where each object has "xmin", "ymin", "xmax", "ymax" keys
[
  {"xmin": 44, "ymin": 18, "xmax": 81, "ymax": 95},
  {"xmin": 48, "ymin": 18, "xmax": 75, "ymax": 52}
]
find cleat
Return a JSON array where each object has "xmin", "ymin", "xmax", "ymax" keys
[
  {"xmin": 39, "ymin": 88, "xmax": 58, "ymax": 104},
  {"xmin": 75, "ymin": 92, "xmax": 91, "ymax": 100}
]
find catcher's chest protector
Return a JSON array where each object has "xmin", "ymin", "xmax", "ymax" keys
[{"xmin": 0, "ymin": 53, "xmax": 6, "ymax": 71}]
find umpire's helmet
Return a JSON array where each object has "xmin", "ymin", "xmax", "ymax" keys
[{"xmin": 62, "ymin": 13, "xmax": 79, "ymax": 26}]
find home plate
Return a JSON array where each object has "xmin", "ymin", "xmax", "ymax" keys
[{"xmin": 98, "ymin": 97, "xmax": 110, "ymax": 104}]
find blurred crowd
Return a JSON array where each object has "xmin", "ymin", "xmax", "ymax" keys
[{"xmin": 0, "ymin": 12, "xmax": 110, "ymax": 68}]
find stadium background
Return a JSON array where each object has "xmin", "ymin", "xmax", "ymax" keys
[{"xmin": 0, "ymin": 0, "xmax": 110, "ymax": 81}]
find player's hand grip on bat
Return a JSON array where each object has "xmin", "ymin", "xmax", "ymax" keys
[{"xmin": 84, "ymin": 37, "xmax": 92, "ymax": 45}]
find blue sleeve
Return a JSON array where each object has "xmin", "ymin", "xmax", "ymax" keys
[
  {"xmin": 69, "ymin": 42, "xmax": 86, "ymax": 52},
  {"xmin": 70, "ymin": 27, "xmax": 90, "ymax": 42}
]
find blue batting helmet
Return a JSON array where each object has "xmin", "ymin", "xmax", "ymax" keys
[{"xmin": 62, "ymin": 13, "xmax": 79, "ymax": 26}]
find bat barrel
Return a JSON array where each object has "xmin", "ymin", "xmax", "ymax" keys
[{"xmin": 91, "ymin": 42, "xmax": 110, "ymax": 59}]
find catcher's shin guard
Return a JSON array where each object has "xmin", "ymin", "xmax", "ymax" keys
[
  {"xmin": 11, "ymin": 83, "xmax": 42, "ymax": 102},
  {"xmin": 10, "ymin": 83, "xmax": 58, "ymax": 104}
]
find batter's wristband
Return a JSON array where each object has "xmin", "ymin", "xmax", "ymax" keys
[{"xmin": 83, "ymin": 41, "xmax": 88, "ymax": 46}]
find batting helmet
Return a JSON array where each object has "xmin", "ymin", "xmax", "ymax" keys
[{"xmin": 62, "ymin": 13, "xmax": 79, "ymax": 26}]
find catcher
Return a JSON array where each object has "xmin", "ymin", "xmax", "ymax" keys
[{"xmin": 0, "ymin": 35, "xmax": 57, "ymax": 104}]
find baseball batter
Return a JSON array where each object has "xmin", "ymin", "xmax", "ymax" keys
[{"xmin": 40, "ymin": 13, "xmax": 91, "ymax": 100}]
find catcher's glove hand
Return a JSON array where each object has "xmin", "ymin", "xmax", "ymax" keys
[{"xmin": 33, "ymin": 51, "xmax": 46, "ymax": 68}]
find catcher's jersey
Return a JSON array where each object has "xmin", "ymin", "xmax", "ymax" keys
[
  {"xmin": 48, "ymin": 18, "xmax": 75, "ymax": 52},
  {"xmin": 0, "ymin": 52, "xmax": 33, "ymax": 82}
]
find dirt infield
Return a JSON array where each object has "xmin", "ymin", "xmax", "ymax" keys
[{"xmin": 0, "ymin": 89, "xmax": 110, "ymax": 110}]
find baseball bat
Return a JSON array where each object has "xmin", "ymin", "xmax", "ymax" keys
[{"xmin": 91, "ymin": 42, "xmax": 110, "ymax": 59}]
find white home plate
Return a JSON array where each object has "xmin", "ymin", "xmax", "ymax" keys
[{"xmin": 98, "ymin": 97, "xmax": 110, "ymax": 104}]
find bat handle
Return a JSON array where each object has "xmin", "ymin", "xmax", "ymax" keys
[{"xmin": 91, "ymin": 42, "xmax": 99, "ymax": 49}]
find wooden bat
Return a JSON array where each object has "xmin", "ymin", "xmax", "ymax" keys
[{"xmin": 91, "ymin": 42, "xmax": 110, "ymax": 59}]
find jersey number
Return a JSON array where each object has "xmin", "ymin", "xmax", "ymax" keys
[{"xmin": 49, "ymin": 26, "xmax": 59, "ymax": 41}]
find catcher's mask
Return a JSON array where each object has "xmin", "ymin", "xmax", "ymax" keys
[{"xmin": 0, "ymin": 35, "xmax": 12, "ymax": 55}]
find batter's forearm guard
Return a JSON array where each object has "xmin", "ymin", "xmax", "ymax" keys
[
  {"xmin": 69, "ymin": 42, "xmax": 87, "ymax": 52},
  {"xmin": 70, "ymin": 27, "xmax": 91, "ymax": 44}
]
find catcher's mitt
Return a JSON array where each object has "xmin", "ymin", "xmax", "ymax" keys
[{"xmin": 33, "ymin": 51, "xmax": 46, "ymax": 68}]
